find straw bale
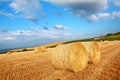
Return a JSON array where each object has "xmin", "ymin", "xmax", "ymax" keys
[
  {"xmin": 7, "ymin": 51, "xmax": 11, "ymax": 54},
  {"xmin": 6, "ymin": 50, "xmax": 15, "ymax": 54},
  {"xmin": 35, "ymin": 46, "xmax": 47, "ymax": 53},
  {"xmin": 81, "ymin": 41, "xmax": 100, "ymax": 64},
  {"xmin": 51, "ymin": 42, "xmax": 88, "ymax": 72}
]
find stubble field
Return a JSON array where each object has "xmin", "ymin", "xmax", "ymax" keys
[{"xmin": 0, "ymin": 41, "xmax": 120, "ymax": 80}]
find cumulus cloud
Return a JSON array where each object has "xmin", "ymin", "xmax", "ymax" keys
[
  {"xmin": 54, "ymin": 25, "xmax": 67, "ymax": 30},
  {"xmin": 45, "ymin": 0, "xmax": 108, "ymax": 17},
  {"xmin": 87, "ymin": 15, "xmax": 99, "ymax": 22},
  {"xmin": 23, "ymin": 15, "xmax": 39, "ymax": 23},
  {"xmin": 0, "ymin": 26, "xmax": 85, "ymax": 42},
  {"xmin": 112, "ymin": 11, "xmax": 120, "ymax": 18},
  {"xmin": 0, "ymin": 28, "xmax": 86, "ymax": 49},
  {"xmin": 1, "ymin": 37, "xmax": 15, "ymax": 41},
  {"xmin": 10, "ymin": 0, "xmax": 41, "ymax": 23},
  {"xmin": 45, "ymin": 0, "xmax": 120, "ymax": 22},
  {"xmin": 111, "ymin": 0, "xmax": 120, "ymax": 7},
  {"xmin": 87, "ymin": 13, "xmax": 111, "ymax": 22},
  {"xmin": 98, "ymin": 13, "xmax": 111, "ymax": 20},
  {"xmin": 44, "ymin": 0, "xmax": 120, "ymax": 22},
  {"xmin": 0, "ymin": 28, "xmax": 66, "ymax": 41}
]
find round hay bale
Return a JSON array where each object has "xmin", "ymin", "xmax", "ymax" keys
[
  {"xmin": 103, "ymin": 41, "xmax": 108, "ymax": 44},
  {"xmin": 47, "ymin": 48, "xmax": 55, "ymax": 52},
  {"xmin": 51, "ymin": 42, "xmax": 88, "ymax": 72},
  {"xmin": 7, "ymin": 51, "xmax": 11, "ymax": 54},
  {"xmin": 7, "ymin": 50, "xmax": 15, "ymax": 54},
  {"xmin": 81, "ymin": 41, "xmax": 100, "ymax": 64},
  {"xmin": 34, "ymin": 46, "xmax": 47, "ymax": 53}
]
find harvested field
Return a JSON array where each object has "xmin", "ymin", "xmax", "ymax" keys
[{"xmin": 0, "ymin": 41, "xmax": 120, "ymax": 80}]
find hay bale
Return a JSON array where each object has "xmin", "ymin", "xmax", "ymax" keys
[
  {"xmin": 7, "ymin": 50, "xmax": 15, "ymax": 54},
  {"xmin": 7, "ymin": 51, "xmax": 11, "ymax": 54},
  {"xmin": 47, "ymin": 48, "xmax": 55, "ymax": 52},
  {"xmin": 103, "ymin": 41, "xmax": 108, "ymax": 44},
  {"xmin": 34, "ymin": 46, "xmax": 47, "ymax": 53},
  {"xmin": 51, "ymin": 42, "xmax": 88, "ymax": 72},
  {"xmin": 81, "ymin": 41, "xmax": 100, "ymax": 64}
]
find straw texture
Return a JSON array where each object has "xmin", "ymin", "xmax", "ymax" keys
[
  {"xmin": 81, "ymin": 41, "xmax": 100, "ymax": 64},
  {"xmin": 7, "ymin": 51, "xmax": 11, "ymax": 54},
  {"xmin": 51, "ymin": 42, "xmax": 88, "ymax": 72},
  {"xmin": 35, "ymin": 46, "xmax": 47, "ymax": 53}
]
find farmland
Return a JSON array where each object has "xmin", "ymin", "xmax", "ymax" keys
[{"xmin": 0, "ymin": 41, "xmax": 120, "ymax": 80}]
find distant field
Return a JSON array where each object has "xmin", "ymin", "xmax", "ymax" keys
[
  {"xmin": 0, "ymin": 32, "xmax": 120, "ymax": 54},
  {"xmin": 63, "ymin": 36, "xmax": 120, "ymax": 45},
  {"xmin": 0, "ymin": 41, "xmax": 120, "ymax": 80},
  {"xmin": 63, "ymin": 32, "xmax": 120, "ymax": 44}
]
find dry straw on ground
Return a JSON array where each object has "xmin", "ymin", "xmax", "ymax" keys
[
  {"xmin": 51, "ymin": 42, "xmax": 88, "ymax": 72},
  {"xmin": 81, "ymin": 41, "xmax": 100, "ymax": 64},
  {"xmin": 34, "ymin": 46, "xmax": 47, "ymax": 53}
]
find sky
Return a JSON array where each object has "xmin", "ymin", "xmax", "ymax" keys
[{"xmin": 0, "ymin": 0, "xmax": 120, "ymax": 50}]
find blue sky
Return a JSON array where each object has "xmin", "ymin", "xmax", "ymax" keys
[{"xmin": 0, "ymin": 0, "xmax": 120, "ymax": 49}]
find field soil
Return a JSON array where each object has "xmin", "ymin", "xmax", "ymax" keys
[{"xmin": 0, "ymin": 41, "xmax": 120, "ymax": 80}]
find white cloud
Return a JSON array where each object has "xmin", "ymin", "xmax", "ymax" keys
[
  {"xmin": 45, "ymin": 0, "xmax": 108, "ymax": 17},
  {"xmin": 0, "ymin": 28, "xmax": 67, "ymax": 41},
  {"xmin": 10, "ymin": 0, "xmax": 41, "ymax": 23},
  {"xmin": 0, "ymin": 26, "xmax": 88, "ymax": 49},
  {"xmin": 0, "ymin": 32, "xmax": 16, "ymax": 41},
  {"xmin": 112, "ymin": 11, "xmax": 120, "ymax": 18},
  {"xmin": 1, "ymin": 37, "xmax": 15, "ymax": 41},
  {"xmin": 0, "ymin": 27, "xmax": 86, "ymax": 42},
  {"xmin": 111, "ymin": 0, "xmax": 120, "ymax": 7},
  {"xmin": 87, "ymin": 15, "xmax": 99, "ymax": 22},
  {"xmin": 23, "ymin": 15, "xmax": 39, "ymax": 23},
  {"xmin": 0, "ymin": 11, "xmax": 15, "ymax": 17},
  {"xmin": 0, "ymin": 30, "xmax": 86, "ymax": 49},
  {"xmin": 87, "ymin": 13, "xmax": 111, "ymax": 22},
  {"xmin": 54, "ymin": 25, "xmax": 67, "ymax": 30},
  {"xmin": 98, "ymin": 13, "xmax": 111, "ymax": 20},
  {"xmin": 45, "ymin": 0, "xmax": 120, "ymax": 22}
]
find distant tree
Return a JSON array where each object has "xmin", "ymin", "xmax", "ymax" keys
[
  {"xmin": 106, "ymin": 33, "xmax": 113, "ymax": 36},
  {"xmin": 114, "ymin": 32, "xmax": 120, "ymax": 35}
]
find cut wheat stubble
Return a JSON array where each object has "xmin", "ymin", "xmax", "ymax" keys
[{"xmin": 50, "ymin": 42, "xmax": 88, "ymax": 72}]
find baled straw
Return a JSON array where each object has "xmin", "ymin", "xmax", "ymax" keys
[
  {"xmin": 34, "ymin": 46, "xmax": 47, "ymax": 53},
  {"xmin": 7, "ymin": 51, "xmax": 11, "ymax": 54},
  {"xmin": 81, "ymin": 41, "xmax": 100, "ymax": 64},
  {"xmin": 6, "ymin": 50, "xmax": 15, "ymax": 54},
  {"xmin": 51, "ymin": 42, "xmax": 88, "ymax": 72}
]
